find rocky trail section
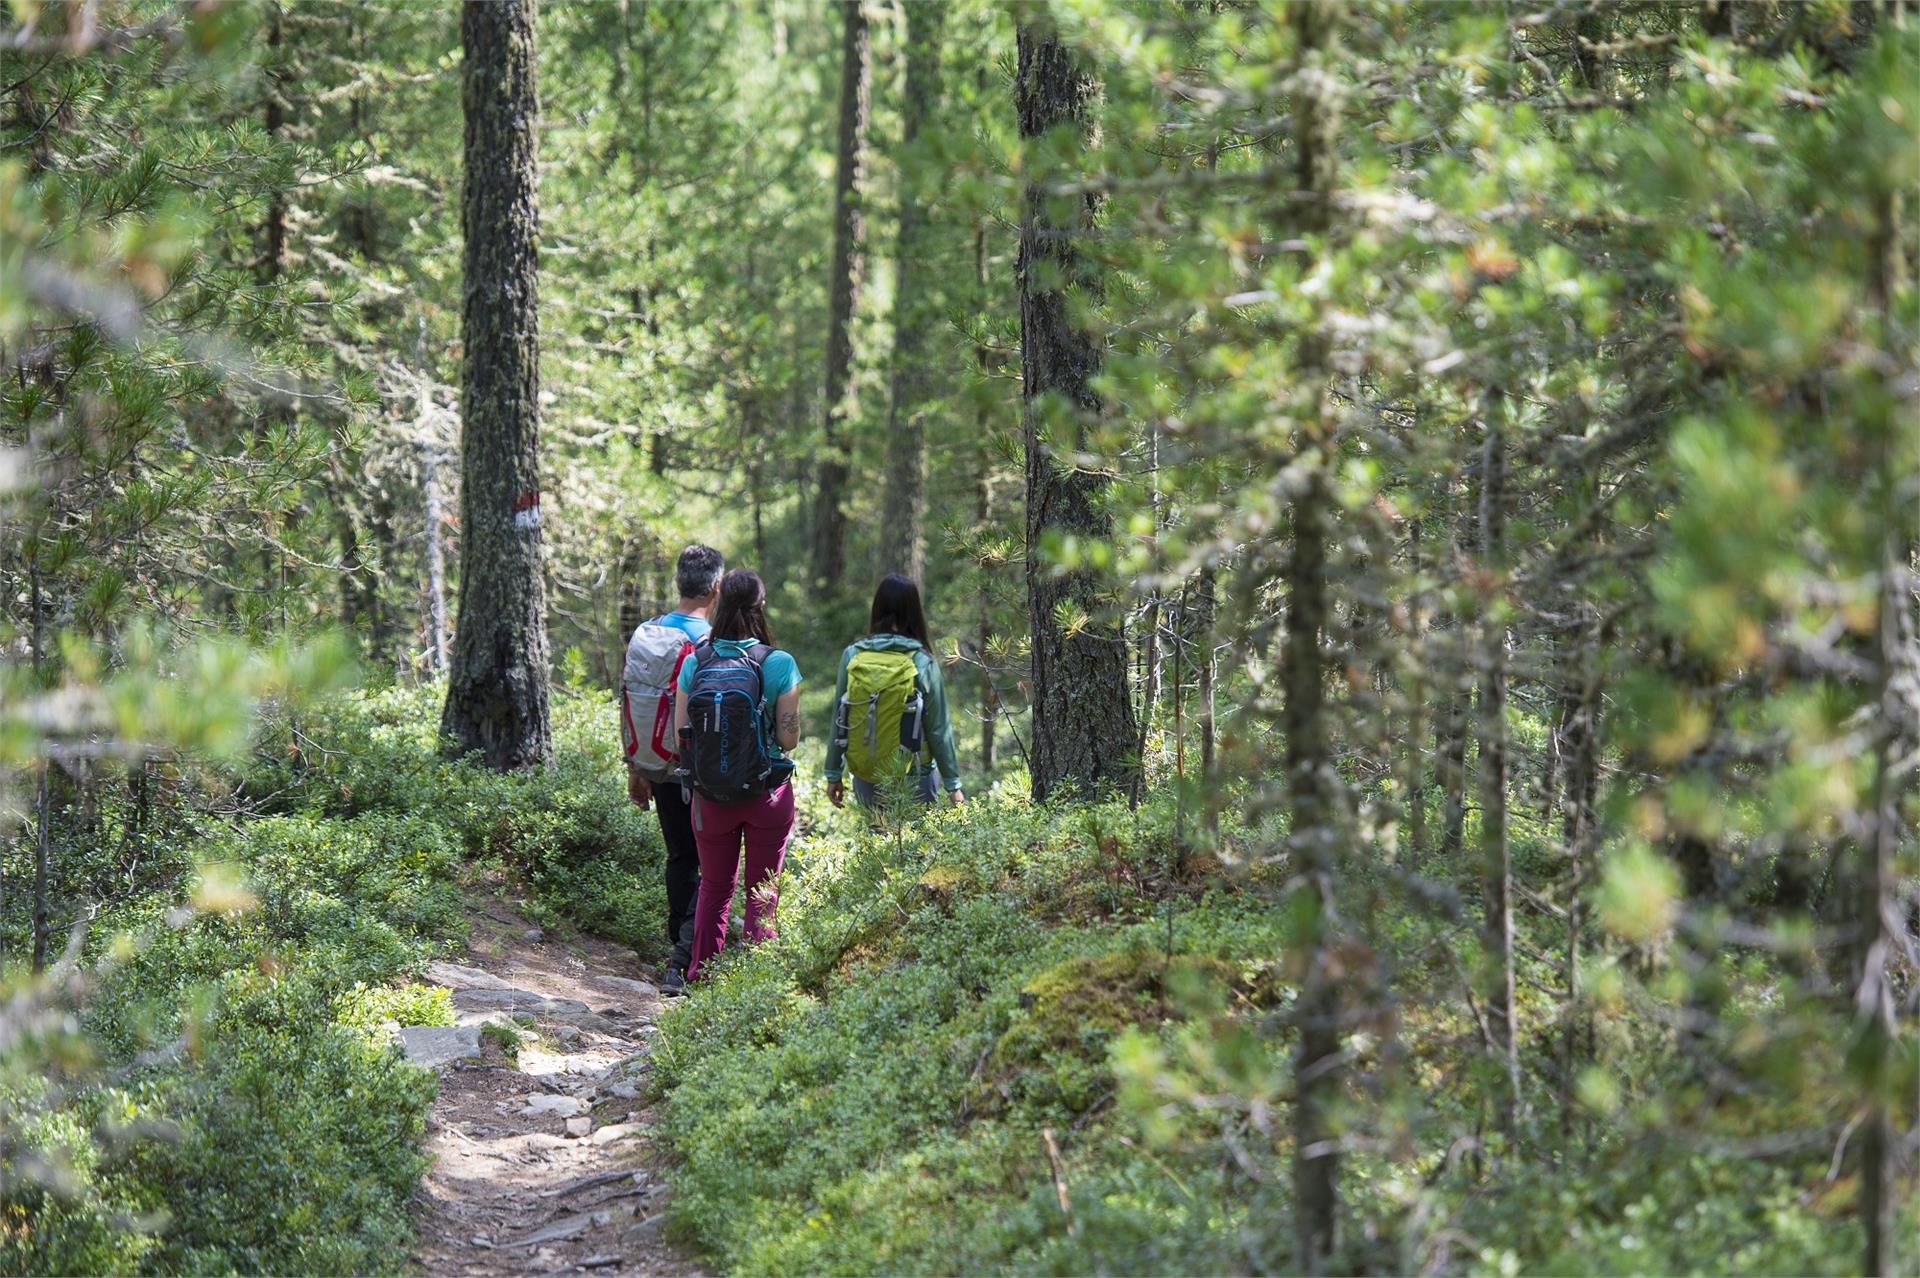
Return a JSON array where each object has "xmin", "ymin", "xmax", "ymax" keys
[{"xmin": 402, "ymin": 899, "xmax": 700, "ymax": 1277}]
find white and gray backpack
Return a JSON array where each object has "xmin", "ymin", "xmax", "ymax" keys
[{"xmin": 620, "ymin": 622, "xmax": 695, "ymax": 783}]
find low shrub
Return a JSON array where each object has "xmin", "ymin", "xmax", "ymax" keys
[
  {"xmin": 0, "ymin": 683, "xmax": 656, "ymax": 1274},
  {"xmin": 651, "ymin": 787, "xmax": 1912, "ymax": 1276}
]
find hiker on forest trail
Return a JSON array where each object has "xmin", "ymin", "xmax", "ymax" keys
[
  {"xmin": 621, "ymin": 544, "xmax": 724, "ymax": 997},
  {"xmin": 673, "ymin": 569, "xmax": 802, "ymax": 982},
  {"xmin": 825, "ymin": 574, "xmax": 966, "ymax": 812}
]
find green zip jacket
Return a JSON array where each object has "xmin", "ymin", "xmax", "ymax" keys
[{"xmin": 823, "ymin": 634, "xmax": 964, "ymax": 792}]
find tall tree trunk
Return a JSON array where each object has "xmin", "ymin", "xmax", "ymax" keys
[
  {"xmin": 972, "ymin": 213, "xmax": 998, "ymax": 777},
  {"xmin": 1436, "ymin": 478, "xmax": 1470, "ymax": 860},
  {"xmin": 32, "ymin": 762, "xmax": 51, "ymax": 971},
  {"xmin": 1854, "ymin": 184, "xmax": 1909, "ymax": 1278},
  {"xmin": 877, "ymin": 1, "xmax": 941, "ymax": 583},
  {"xmin": 1477, "ymin": 396, "xmax": 1520, "ymax": 1132},
  {"xmin": 977, "ymin": 464, "xmax": 999, "ymax": 775},
  {"xmin": 1288, "ymin": 472, "xmax": 1340, "ymax": 1273},
  {"xmin": 1285, "ymin": 4, "xmax": 1342, "ymax": 1269},
  {"xmin": 1195, "ymin": 564, "xmax": 1218, "ymax": 839},
  {"xmin": 1558, "ymin": 609, "xmax": 1606, "ymax": 1135},
  {"xmin": 1856, "ymin": 523, "xmax": 1909, "ymax": 1278},
  {"xmin": 259, "ymin": 5, "xmax": 288, "ymax": 286},
  {"xmin": 29, "ymin": 556, "xmax": 51, "ymax": 971},
  {"xmin": 809, "ymin": 0, "xmax": 871, "ymax": 588},
  {"xmin": 1015, "ymin": 19, "xmax": 1137, "ymax": 803},
  {"xmin": 1132, "ymin": 423, "xmax": 1164, "ymax": 807},
  {"xmin": 1540, "ymin": 634, "xmax": 1578, "ymax": 822},
  {"xmin": 419, "ymin": 342, "xmax": 450, "ymax": 677},
  {"xmin": 440, "ymin": 0, "xmax": 551, "ymax": 770},
  {"xmin": 1405, "ymin": 517, "xmax": 1428, "ymax": 863},
  {"xmin": 1436, "ymin": 692, "xmax": 1470, "ymax": 857}
]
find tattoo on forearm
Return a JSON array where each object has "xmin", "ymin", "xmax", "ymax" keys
[{"xmin": 778, "ymin": 708, "xmax": 800, "ymax": 738}]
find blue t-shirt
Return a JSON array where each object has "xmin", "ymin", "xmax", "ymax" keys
[
  {"xmin": 678, "ymin": 638, "xmax": 801, "ymax": 720},
  {"xmin": 650, "ymin": 611, "xmax": 711, "ymax": 643}
]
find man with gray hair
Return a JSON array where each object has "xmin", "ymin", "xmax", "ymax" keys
[{"xmin": 627, "ymin": 543, "xmax": 723, "ymax": 994}]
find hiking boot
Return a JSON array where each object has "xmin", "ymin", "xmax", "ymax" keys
[{"xmin": 662, "ymin": 965, "xmax": 688, "ymax": 997}]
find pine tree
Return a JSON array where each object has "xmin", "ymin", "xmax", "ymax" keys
[
  {"xmin": 1015, "ymin": 14, "xmax": 1137, "ymax": 802},
  {"xmin": 876, "ymin": 0, "xmax": 943, "ymax": 584},
  {"xmin": 439, "ymin": 0, "xmax": 551, "ymax": 770},
  {"xmin": 809, "ymin": 0, "xmax": 872, "ymax": 588}
]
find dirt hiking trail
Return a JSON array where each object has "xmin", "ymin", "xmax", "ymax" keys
[{"xmin": 404, "ymin": 892, "xmax": 702, "ymax": 1277}]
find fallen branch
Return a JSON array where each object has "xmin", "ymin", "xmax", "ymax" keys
[{"xmin": 1041, "ymin": 1127, "xmax": 1077, "ymax": 1236}]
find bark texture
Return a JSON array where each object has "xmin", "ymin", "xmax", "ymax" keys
[
  {"xmin": 876, "ymin": 0, "xmax": 941, "ymax": 583},
  {"xmin": 1477, "ymin": 405, "xmax": 1520, "ymax": 1130},
  {"xmin": 809, "ymin": 0, "xmax": 871, "ymax": 587},
  {"xmin": 1016, "ymin": 21, "xmax": 1138, "ymax": 803},
  {"xmin": 1558, "ymin": 609, "xmax": 1606, "ymax": 1132},
  {"xmin": 440, "ymin": 0, "xmax": 551, "ymax": 771},
  {"xmin": 1284, "ymin": 5, "xmax": 1342, "ymax": 1267}
]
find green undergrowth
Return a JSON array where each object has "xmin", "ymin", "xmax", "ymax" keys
[
  {"xmin": 247, "ymin": 680, "xmax": 673, "ymax": 958},
  {"xmin": 1, "ymin": 681, "xmax": 666, "ymax": 1274},
  {"xmin": 9, "ymin": 684, "xmax": 1900, "ymax": 1275},
  {"xmin": 2, "ymin": 779, "xmax": 465, "ymax": 1271},
  {"xmin": 652, "ymin": 786, "xmax": 1304, "ymax": 1275},
  {"xmin": 652, "ymin": 782, "xmax": 1904, "ymax": 1276}
]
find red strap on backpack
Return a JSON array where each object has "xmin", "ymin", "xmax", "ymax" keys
[{"xmin": 648, "ymin": 641, "xmax": 696, "ymax": 763}]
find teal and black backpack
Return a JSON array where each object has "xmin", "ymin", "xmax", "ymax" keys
[{"xmin": 683, "ymin": 639, "xmax": 793, "ymax": 803}]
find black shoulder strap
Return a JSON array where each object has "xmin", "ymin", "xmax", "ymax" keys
[{"xmin": 743, "ymin": 642, "xmax": 773, "ymax": 669}]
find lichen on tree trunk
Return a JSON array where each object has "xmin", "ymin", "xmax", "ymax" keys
[{"xmin": 440, "ymin": 0, "xmax": 551, "ymax": 772}]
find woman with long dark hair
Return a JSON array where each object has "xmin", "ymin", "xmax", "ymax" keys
[
  {"xmin": 672, "ymin": 569, "xmax": 803, "ymax": 980},
  {"xmin": 825, "ymin": 574, "xmax": 965, "ymax": 810}
]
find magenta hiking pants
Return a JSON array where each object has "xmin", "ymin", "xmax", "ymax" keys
[{"xmin": 687, "ymin": 782, "xmax": 794, "ymax": 981}]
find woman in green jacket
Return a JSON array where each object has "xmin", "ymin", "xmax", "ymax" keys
[{"xmin": 825, "ymin": 575, "xmax": 966, "ymax": 809}]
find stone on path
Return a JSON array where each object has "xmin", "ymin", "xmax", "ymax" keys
[
  {"xmin": 565, "ymin": 1115, "xmax": 593, "ymax": 1138},
  {"xmin": 590, "ymin": 1122, "xmax": 640, "ymax": 1146},
  {"xmin": 598, "ymin": 975, "xmax": 659, "ymax": 998},
  {"xmin": 452, "ymin": 986, "xmax": 585, "ymax": 1015},
  {"xmin": 521, "ymin": 1093, "xmax": 587, "ymax": 1118},
  {"xmin": 449, "ymin": 985, "xmax": 623, "ymax": 1034},
  {"xmin": 397, "ymin": 1025, "xmax": 484, "ymax": 1068},
  {"xmin": 424, "ymin": 961, "xmax": 511, "ymax": 990}
]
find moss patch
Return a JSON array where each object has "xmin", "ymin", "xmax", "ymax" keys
[{"xmin": 977, "ymin": 950, "xmax": 1255, "ymax": 1117}]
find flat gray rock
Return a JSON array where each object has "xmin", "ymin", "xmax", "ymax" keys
[
  {"xmin": 424, "ymin": 961, "xmax": 511, "ymax": 990},
  {"xmin": 547, "ymin": 1007, "xmax": 624, "ymax": 1034},
  {"xmin": 598, "ymin": 975, "xmax": 659, "ymax": 998},
  {"xmin": 398, "ymin": 1024, "xmax": 484, "ymax": 1068},
  {"xmin": 452, "ymin": 987, "xmax": 591, "ymax": 1016},
  {"xmin": 608, "ymin": 1052, "xmax": 650, "ymax": 1077},
  {"xmin": 521, "ymin": 1093, "xmax": 587, "ymax": 1118}
]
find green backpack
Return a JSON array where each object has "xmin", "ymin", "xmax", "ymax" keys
[{"xmin": 837, "ymin": 649, "xmax": 926, "ymax": 783}]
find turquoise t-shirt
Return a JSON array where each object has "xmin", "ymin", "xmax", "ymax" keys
[
  {"xmin": 678, "ymin": 638, "xmax": 801, "ymax": 720},
  {"xmin": 650, "ymin": 610, "xmax": 711, "ymax": 643}
]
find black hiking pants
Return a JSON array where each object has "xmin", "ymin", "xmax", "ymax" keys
[{"xmin": 655, "ymin": 779, "xmax": 700, "ymax": 969}]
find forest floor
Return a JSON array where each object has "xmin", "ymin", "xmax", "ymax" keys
[{"xmin": 406, "ymin": 888, "xmax": 703, "ymax": 1277}]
